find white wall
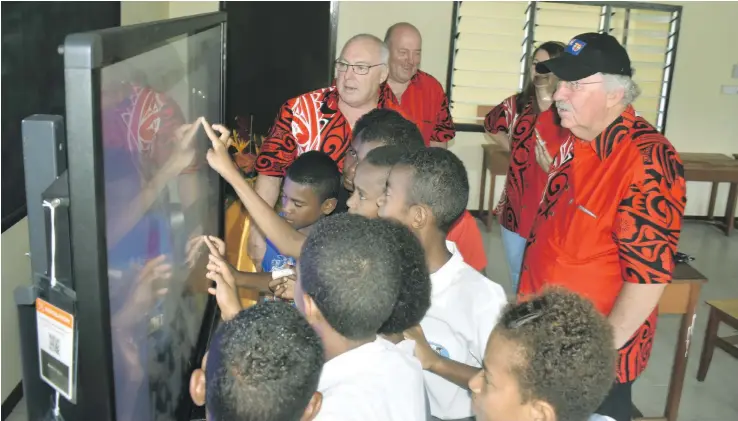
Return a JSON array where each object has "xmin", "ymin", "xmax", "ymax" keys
[
  {"xmin": 1, "ymin": 218, "xmax": 32, "ymax": 401},
  {"xmin": 337, "ymin": 1, "xmax": 738, "ymax": 216}
]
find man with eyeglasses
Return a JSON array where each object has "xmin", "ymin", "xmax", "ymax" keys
[
  {"xmin": 517, "ymin": 33, "xmax": 687, "ymax": 421},
  {"xmin": 382, "ymin": 22, "xmax": 455, "ymax": 148},
  {"xmin": 249, "ymin": 34, "xmax": 391, "ymax": 267}
]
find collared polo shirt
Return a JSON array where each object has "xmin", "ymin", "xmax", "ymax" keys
[
  {"xmin": 381, "ymin": 70, "xmax": 456, "ymax": 146},
  {"xmin": 421, "ymin": 241, "xmax": 507, "ymax": 419},
  {"xmin": 316, "ymin": 336, "xmax": 427, "ymax": 421},
  {"xmin": 518, "ymin": 105, "xmax": 687, "ymax": 382},
  {"xmin": 256, "ymin": 85, "xmax": 393, "ymax": 177},
  {"xmin": 484, "ymin": 95, "xmax": 567, "ymax": 239}
]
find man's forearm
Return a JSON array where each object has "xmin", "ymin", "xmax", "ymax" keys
[
  {"xmin": 227, "ymin": 173, "xmax": 306, "ymax": 258},
  {"xmin": 428, "ymin": 357, "xmax": 481, "ymax": 390},
  {"xmin": 608, "ymin": 282, "xmax": 667, "ymax": 349}
]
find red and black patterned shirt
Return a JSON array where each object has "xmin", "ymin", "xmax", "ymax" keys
[
  {"xmin": 484, "ymin": 95, "xmax": 567, "ymax": 239},
  {"xmin": 518, "ymin": 105, "xmax": 687, "ymax": 382},
  {"xmin": 381, "ymin": 70, "xmax": 456, "ymax": 146},
  {"xmin": 256, "ymin": 85, "xmax": 392, "ymax": 177}
]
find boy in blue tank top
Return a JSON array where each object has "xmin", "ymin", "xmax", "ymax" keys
[{"xmin": 205, "ymin": 150, "xmax": 340, "ymax": 295}]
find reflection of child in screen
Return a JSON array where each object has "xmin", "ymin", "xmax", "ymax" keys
[
  {"xmin": 205, "ymin": 151, "xmax": 340, "ymax": 296},
  {"xmin": 102, "ymin": 79, "xmax": 203, "ymax": 421}
]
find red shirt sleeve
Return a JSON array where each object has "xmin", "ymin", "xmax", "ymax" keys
[
  {"xmin": 256, "ymin": 100, "xmax": 298, "ymax": 177},
  {"xmin": 430, "ymin": 92, "xmax": 456, "ymax": 144},
  {"xmin": 614, "ymin": 143, "xmax": 686, "ymax": 284},
  {"xmin": 447, "ymin": 211, "xmax": 488, "ymax": 271},
  {"xmin": 484, "ymin": 95, "xmax": 515, "ymax": 135}
]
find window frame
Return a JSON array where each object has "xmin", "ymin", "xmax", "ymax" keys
[{"xmin": 446, "ymin": 0, "xmax": 683, "ymax": 134}]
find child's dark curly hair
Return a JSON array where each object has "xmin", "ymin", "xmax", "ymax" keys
[{"xmin": 496, "ymin": 288, "xmax": 616, "ymax": 421}]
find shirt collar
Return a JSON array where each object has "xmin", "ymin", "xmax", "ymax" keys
[
  {"xmin": 379, "ymin": 70, "xmax": 422, "ymax": 102},
  {"xmin": 323, "ymin": 84, "xmax": 386, "ymax": 111},
  {"xmin": 584, "ymin": 105, "xmax": 637, "ymax": 160},
  {"xmin": 429, "ymin": 241, "xmax": 464, "ymax": 297},
  {"xmin": 317, "ymin": 336, "xmax": 382, "ymax": 391}
]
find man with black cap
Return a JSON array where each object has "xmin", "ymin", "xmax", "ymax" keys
[{"xmin": 517, "ymin": 33, "xmax": 687, "ymax": 421}]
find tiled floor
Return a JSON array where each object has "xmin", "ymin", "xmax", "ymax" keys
[{"xmin": 6, "ymin": 219, "xmax": 738, "ymax": 421}]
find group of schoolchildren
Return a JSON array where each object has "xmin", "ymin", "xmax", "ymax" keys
[{"xmin": 187, "ymin": 110, "xmax": 618, "ymax": 421}]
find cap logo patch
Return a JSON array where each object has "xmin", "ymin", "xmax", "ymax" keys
[{"xmin": 566, "ymin": 39, "xmax": 587, "ymax": 55}]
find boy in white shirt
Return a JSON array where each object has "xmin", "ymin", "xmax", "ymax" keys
[
  {"xmin": 294, "ymin": 214, "xmax": 428, "ymax": 421},
  {"xmin": 378, "ymin": 147, "xmax": 508, "ymax": 421},
  {"xmin": 469, "ymin": 289, "xmax": 617, "ymax": 421}
]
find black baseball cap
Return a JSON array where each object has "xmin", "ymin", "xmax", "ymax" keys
[{"xmin": 536, "ymin": 33, "xmax": 632, "ymax": 81}]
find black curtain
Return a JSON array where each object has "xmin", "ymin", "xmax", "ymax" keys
[
  {"xmin": 221, "ymin": 1, "xmax": 336, "ymax": 137},
  {"xmin": 1, "ymin": 1, "xmax": 122, "ymax": 232}
]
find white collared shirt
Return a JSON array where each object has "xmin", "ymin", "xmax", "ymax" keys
[
  {"xmin": 421, "ymin": 241, "xmax": 507, "ymax": 419},
  {"xmin": 316, "ymin": 336, "xmax": 427, "ymax": 421}
]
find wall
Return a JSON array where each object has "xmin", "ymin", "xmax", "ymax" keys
[
  {"xmin": 1, "ymin": 219, "xmax": 32, "ymax": 401},
  {"xmin": 336, "ymin": 1, "xmax": 738, "ymax": 216}
]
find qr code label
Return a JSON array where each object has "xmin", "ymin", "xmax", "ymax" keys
[{"xmin": 49, "ymin": 333, "xmax": 61, "ymax": 356}]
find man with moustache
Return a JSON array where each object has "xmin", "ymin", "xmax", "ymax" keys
[
  {"xmin": 383, "ymin": 22, "xmax": 455, "ymax": 148},
  {"xmin": 518, "ymin": 33, "xmax": 687, "ymax": 421},
  {"xmin": 249, "ymin": 34, "xmax": 391, "ymax": 266}
]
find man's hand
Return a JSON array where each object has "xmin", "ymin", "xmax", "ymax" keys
[
  {"xmin": 403, "ymin": 325, "xmax": 441, "ymax": 371},
  {"xmin": 202, "ymin": 119, "xmax": 240, "ymax": 181},
  {"xmin": 534, "ymin": 129, "xmax": 554, "ymax": 172},
  {"xmin": 206, "ymin": 253, "xmax": 242, "ymax": 321},
  {"xmin": 268, "ymin": 274, "xmax": 296, "ymax": 300}
]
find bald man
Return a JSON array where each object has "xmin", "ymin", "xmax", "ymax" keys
[
  {"xmin": 249, "ymin": 34, "xmax": 391, "ymax": 266},
  {"xmin": 383, "ymin": 22, "xmax": 456, "ymax": 148}
]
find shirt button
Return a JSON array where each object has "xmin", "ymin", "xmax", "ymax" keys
[
  {"xmin": 569, "ymin": 199, "xmax": 574, "ymax": 205},
  {"xmin": 549, "ymin": 211, "xmax": 555, "ymax": 217}
]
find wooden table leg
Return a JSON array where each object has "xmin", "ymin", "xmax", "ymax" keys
[
  {"xmin": 479, "ymin": 152, "xmax": 488, "ymax": 222},
  {"xmin": 486, "ymin": 175, "xmax": 496, "ymax": 232},
  {"xmin": 664, "ymin": 282, "xmax": 701, "ymax": 421},
  {"xmin": 724, "ymin": 182, "xmax": 737, "ymax": 236},
  {"xmin": 707, "ymin": 182, "xmax": 719, "ymax": 219},
  {"xmin": 697, "ymin": 306, "xmax": 721, "ymax": 382}
]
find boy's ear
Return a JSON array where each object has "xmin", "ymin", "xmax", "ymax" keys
[
  {"xmin": 321, "ymin": 198, "xmax": 338, "ymax": 215},
  {"xmin": 528, "ymin": 399, "xmax": 556, "ymax": 421},
  {"xmin": 300, "ymin": 391, "xmax": 324, "ymax": 421},
  {"xmin": 410, "ymin": 204, "xmax": 430, "ymax": 231},
  {"xmin": 302, "ymin": 293, "xmax": 323, "ymax": 325},
  {"xmin": 189, "ymin": 368, "xmax": 206, "ymax": 407}
]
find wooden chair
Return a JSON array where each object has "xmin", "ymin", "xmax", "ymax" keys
[
  {"xmin": 682, "ymin": 152, "xmax": 738, "ymax": 236},
  {"xmin": 632, "ymin": 263, "xmax": 707, "ymax": 421},
  {"xmin": 696, "ymin": 299, "xmax": 738, "ymax": 381}
]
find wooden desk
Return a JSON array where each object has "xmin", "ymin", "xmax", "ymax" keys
[
  {"xmin": 681, "ymin": 152, "xmax": 738, "ymax": 236},
  {"xmin": 696, "ymin": 299, "xmax": 738, "ymax": 381},
  {"xmin": 478, "ymin": 144, "xmax": 510, "ymax": 231},
  {"xmin": 633, "ymin": 263, "xmax": 707, "ymax": 421}
]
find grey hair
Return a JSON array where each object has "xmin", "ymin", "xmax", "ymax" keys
[
  {"xmin": 343, "ymin": 33, "xmax": 389, "ymax": 65},
  {"xmin": 601, "ymin": 73, "xmax": 641, "ymax": 105}
]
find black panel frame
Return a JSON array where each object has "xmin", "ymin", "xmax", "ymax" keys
[{"xmin": 62, "ymin": 12, "xmax": 226, "ymax": 420}]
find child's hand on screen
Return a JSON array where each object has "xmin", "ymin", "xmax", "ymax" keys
[
  {"xmin": 202, "ymin": 118, "xmax": 239, "ymax": 181},
  {"xmin": 204, "ymin": 236, "xmax": 227, "ymax": 257},
  {"xmin": 206, "ymin": 254, "xmax": 241, "ymax": 321},
  {"xmin": 170, "ymin": 117, "xmax": 203, "ymax": 173}
]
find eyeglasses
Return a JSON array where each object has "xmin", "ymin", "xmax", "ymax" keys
[
  {"xmin": 335, "ymin": 60, "xmax": 385, "ymax": 75},
  {"xmin": 558, "ymin": 80, "xmax": 603, "ymax": 92}
]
